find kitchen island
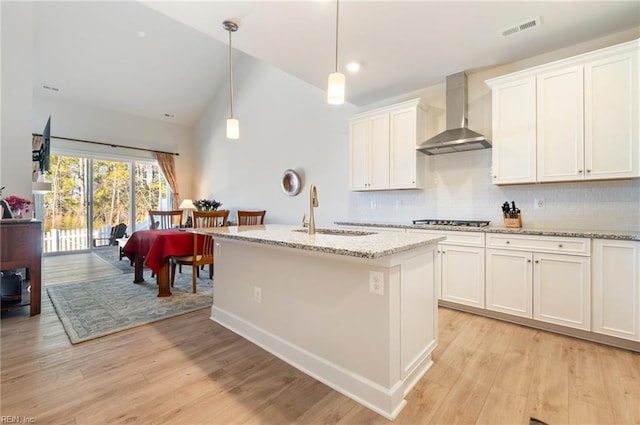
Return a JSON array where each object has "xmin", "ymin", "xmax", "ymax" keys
[{"xmin": 193, "ymin": 224, "xmax": 443, "ymax": 419}]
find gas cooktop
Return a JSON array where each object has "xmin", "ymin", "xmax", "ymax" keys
[{"xmin": 412, "ymin": 219, "xmax": 490, "ymax": 228}]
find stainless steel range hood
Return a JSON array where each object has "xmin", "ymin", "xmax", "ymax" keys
[{"xmin": 417, "ymin": 72, "xmax": 490, "ymax": 155}]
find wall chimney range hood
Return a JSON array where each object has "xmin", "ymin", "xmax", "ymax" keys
[{"xmin": 417, "ymin": 72, "xmax": 491, "ymax": 155}]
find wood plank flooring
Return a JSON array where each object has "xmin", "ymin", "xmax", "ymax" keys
[
  {"xmin": 1, "ymin": 254, "xmax": 639, "ymax": 424},
  {"xmin": 42, "ymin": 252, "xmax": 122, "ymax": 285}
]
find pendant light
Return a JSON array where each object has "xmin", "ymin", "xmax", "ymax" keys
[
  {"xmin": 327, "ymin": 0, "xmax": 345, "ymax": 105},
  {"xmin": 223, "ymin": 20, "xmax": 239, "ymax": 139}
]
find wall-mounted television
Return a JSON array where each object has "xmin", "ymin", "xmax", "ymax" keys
[{"xmin": 32, "ymin": 116, "xmax": 51, "ymax": 173}]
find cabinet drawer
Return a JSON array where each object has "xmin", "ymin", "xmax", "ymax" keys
[
  {"xmin": 486, "ymin": 233, "xmax": 590, "ymax": 256},
  {"xmin": 408, "ymin": 229, "xmax": 485, "ymax": 247}
]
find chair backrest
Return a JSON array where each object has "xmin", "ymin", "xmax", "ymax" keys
[
  {"xmin": 149, "ymin": 210, "xmax": 183, "ymax": 229},
  {"xmin": 193, "ymin": 210, "xmax": 229, "ymax": 228},
  {"xmin": 237, "ymin": 210, "xmax": 266, "ymax": 225},
  {"xmin": 109, "ymin": 223, "xmax": 128, "ymax": 245}
]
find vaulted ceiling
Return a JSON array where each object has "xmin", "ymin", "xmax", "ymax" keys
[{"xmin": 33, "ymin": 1, "xmax": 640, "ymax": 126}]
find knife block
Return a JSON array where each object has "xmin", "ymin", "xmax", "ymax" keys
[{"xmin": 503, "ymin": 214, "xmax": 522, "ymax": 228}]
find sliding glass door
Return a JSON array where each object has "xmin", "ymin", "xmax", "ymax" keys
[
  {"xmin": 43, "ymin": 154, "xmax": 169, "ymax": 254},
  {"xmin": 43, "ymin": 154, "xmax": 90, "ymax": 253},
  {"xmin": 91, "ymin": 159, "xmax": 131, "ymax": 248}
]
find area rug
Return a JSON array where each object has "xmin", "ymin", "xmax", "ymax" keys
[{"xmin": 47, "ymin": 272, "xmax": 213, "ymax": 344}]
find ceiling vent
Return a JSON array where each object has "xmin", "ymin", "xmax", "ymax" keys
[{"xmin": 501, "ymin": 16, "xmax": 542, "ymax": 38}]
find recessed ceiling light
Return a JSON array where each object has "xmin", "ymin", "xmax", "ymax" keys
[
  {"xmin": 137, "ymin": 31, "xmax": 147, "ymax": 38},
  {"xmin": 346, "ymin": 62, "xmax": 361, "ymax": 73}
]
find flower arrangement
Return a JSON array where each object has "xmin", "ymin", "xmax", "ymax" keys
[
  {"xmin": 3, "ymin": 195, "xmax": 32, "ymax": 213},
  {"xmin": 194, "ymin": 198, "xmax": 222, "ymax": 211}
]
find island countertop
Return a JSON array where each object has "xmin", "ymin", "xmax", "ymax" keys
[{"xmin": 191, "ymin": 224, "xmax": 444, "ymax": 259}]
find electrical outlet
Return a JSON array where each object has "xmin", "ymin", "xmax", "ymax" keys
[
  {"xmin": 534, "ymin": 198, "xmax": 545, "ymax": 209},
  {"xmin": 395, "ymin": 199, "xmax": 402, "ymax": 209},
  {"xmin": 369, "ymin": 271, "xmax": 384, "ymax": 296},
  {"xmin": 370, "ymin": 200, "xmax": 377, "ymax": 209},
  {"xmin": 254, "ymin": 286, "xmax": 262, "ymax": 303}
]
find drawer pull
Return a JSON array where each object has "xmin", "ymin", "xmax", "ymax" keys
[
  {"xmin": 535, "ymin": 260, "xmax": 539, "ymax": 264},
  {"xmin": 558, "ymin": 244, "xmax": 563, "ymax": 248},
  {"xmin": 506, "ymin": 241, "xmax": 510, "ymax": 244}
]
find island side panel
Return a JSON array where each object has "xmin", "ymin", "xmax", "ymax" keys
[{"xmin": 211, "ymin": 238, "xmax": 437, "ymax": 419}]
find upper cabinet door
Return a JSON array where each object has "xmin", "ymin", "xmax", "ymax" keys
[
  {"xmin": 491, "ymin": 76, "xmax": 537, "ymax": 184},
  {"xmin": 584, "ymin": 52, "xmax": 639, "ymax": 179},
  {"xmin": 349, "ymin": 118, "xmax": 370, "ymax": 190},
  {"xmin": 537, "ymin": 66, "xmax": 584, "ymax": 182},
  {"xmin": 389, "ymin": 107, "xmax": 419, "ymax": 189},
  {"xmin": 368, "ymin": 113, "xmax": 390, "ymax": 190}
]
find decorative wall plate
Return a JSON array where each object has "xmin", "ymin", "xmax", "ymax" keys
[{"xmin": 281, "ymin": 169, "xmax": 302, "ymax": 196}]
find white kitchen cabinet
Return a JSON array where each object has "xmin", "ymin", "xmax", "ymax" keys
[
  {"xmin": 440, "ymin": 244, "xmax": 485, "ymax": 308},
  {"xmin": 486, "ymin": 234, "xmax": 591, "ymax": 331},
  {"xmin": 592, "ymin": 239, "xmax": 640, "ymax": 341},
  {"xmin": 584, "ymin": 52, "xmax": 639, "ymax": 179},
  {"xmin": 490, "ymin": 76, "xmax": 537, "ymax": 184},
  {"xmin": 408, "ymin": 229, "xmax": 485, "ymax": 307},
  {"xmin": 486, "ymin": 249, "xmax": 533, "ymax": 318},
  {"xmin": 486, "ymin": 39, "xmax": 639, "ymax": 185},
  {"xmin": 349, "ymin": 99, "xmax": 426, "ymax": 191},
  {"xmin": 536, "ymin": 66, "xmax": 584, "ymax": 182},
  {"xmin": 349, "ymin": 113, "xmax": 389, "ymax": 190},
  {"xmin": 533, "ymin": 252, "xmax": 590, "ymax": 330}
]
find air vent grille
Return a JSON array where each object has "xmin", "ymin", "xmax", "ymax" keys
[{"xmin": 501, "ymin": 16, "xmax": 542, "ymax": 38}]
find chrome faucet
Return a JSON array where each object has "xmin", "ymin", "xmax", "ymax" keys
[{"xmin": 309, "ymin": 184, "xmax": 319, "ymax": 235}]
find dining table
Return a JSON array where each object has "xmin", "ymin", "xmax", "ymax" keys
[{"xmin": 121, "ymin": 229, "xmax": 196, "ymax": 297}]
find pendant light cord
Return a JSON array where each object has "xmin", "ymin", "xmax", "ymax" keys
[
  {"xmin": 228, "ymin": 27, "xmax": 234, "ymax": 118},
  {"xmin": 334, "ymin": 0, "xmax": 340, "ymax": 73}
]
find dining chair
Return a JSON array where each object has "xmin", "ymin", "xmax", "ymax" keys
[
  {"xmin": 237, "ymin": 210, "xmax": 266, "ymax": 225},
  {"xmin": 149, "ymin": 210, "xmax": 183, "ymax": 230},
  {"xmin": 170, "ymin": 210, "xmax": 229, "ymax": 293}
]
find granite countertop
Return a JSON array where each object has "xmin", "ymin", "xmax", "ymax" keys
[
  {"xmin": 335, "ymin": 221, "xmax": 640, "ymax": 242},
  {"xmin": 191, "ymin": 224, "xmax": 444, "ymax": 259}
]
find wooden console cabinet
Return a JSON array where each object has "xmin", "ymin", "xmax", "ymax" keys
[{"xmin": 0, "ymin": 220, "xmax": 42, "ymax": 315}]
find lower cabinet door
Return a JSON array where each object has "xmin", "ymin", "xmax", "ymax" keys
[
  {"xmin": 592, "ymin": 239, "xmax": 640, "ymax": 341},
  {"xmin": 486, "ymin": 249, "xmax": 533, "ymax": 318},
  {"xmin": 533, "ymin": 252, "xmax": 591, "ymax": 330},
  {"xmin": 441, "ymin": 244, "xmax": 485, "ymax": 308}
]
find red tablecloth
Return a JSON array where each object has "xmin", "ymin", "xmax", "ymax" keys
[{"xmin": 122, "ymin": 229, "xmax": 195, "ymax": 272}]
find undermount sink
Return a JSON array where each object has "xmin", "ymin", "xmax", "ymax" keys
[{"xmin": 292, "ymin": 228, "xmax": 376, "ymax": 236}]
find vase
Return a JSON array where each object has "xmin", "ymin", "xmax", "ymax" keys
[{"xmin": 11, "ymin": 209, "xmax": 22, "ymax": 219}]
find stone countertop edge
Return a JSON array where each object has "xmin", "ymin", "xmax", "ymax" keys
[
  {"xmin": 190, "ymin": 225, "xmax": 445, "ymax": 259},
  {"xmin": 335, "ymin": 221, "xmax": 640, "ymax": 242}
]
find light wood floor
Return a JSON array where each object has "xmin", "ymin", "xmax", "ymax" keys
[
  {"xmin": 1, "ymin": 256, "xmax": 639, "ymax": 424},
  {"xmin": 42, "ymin": 252, "xmax": 123, "ymax": 285}
]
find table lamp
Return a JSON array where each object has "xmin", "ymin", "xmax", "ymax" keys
[{"xmin": 179, "ymin": 199, "xmax": 196, "ymax": 227}]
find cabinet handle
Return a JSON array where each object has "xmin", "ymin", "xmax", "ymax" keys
[
  {"xmin": 527, "ymin": 259, "xmax": 531, "ymax": 263},
  {"xmin": 442, "ymin": 251, "xmax": 446, "ymax": 254},
  {"xmin": 586, "ymin": 170, "xmax": 591, "ymax": 173},
  {"xmin": 578, "ymin": 170, "xmax": 583, "ymax": 173},
  {"xmin": 506, "ymin": 241, "xmax": 510, "ymax": 244},
  {"xmin": 493, "ymin": 175, "xmax": 497, "ymax": 179},
  {"xmin": 535, "ymin": 260, "xmax": 539, "ymax": 264},
  {"xmin": 558, "ymin": 244, "xmax": 563, "ymax": 248}
]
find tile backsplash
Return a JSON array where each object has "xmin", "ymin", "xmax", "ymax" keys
[{"xmin": 348, "ymin": 149, "xmax": 640, "ymax": 232}]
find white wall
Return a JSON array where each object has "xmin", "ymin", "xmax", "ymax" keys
[
  {"xmin": 350, "ymin": 29, "xmax": 640, "ymax": 232},
  {"xmin": 32, "ymin": 95, "xmax": 195, "ymax": 201},
  {"xmin": 193, "ymin": 54, "xmax": 357, "ymax": 226},
  {"xmin": 1, "ymin": 2, "xmax": 34, "ymax": 200}
]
